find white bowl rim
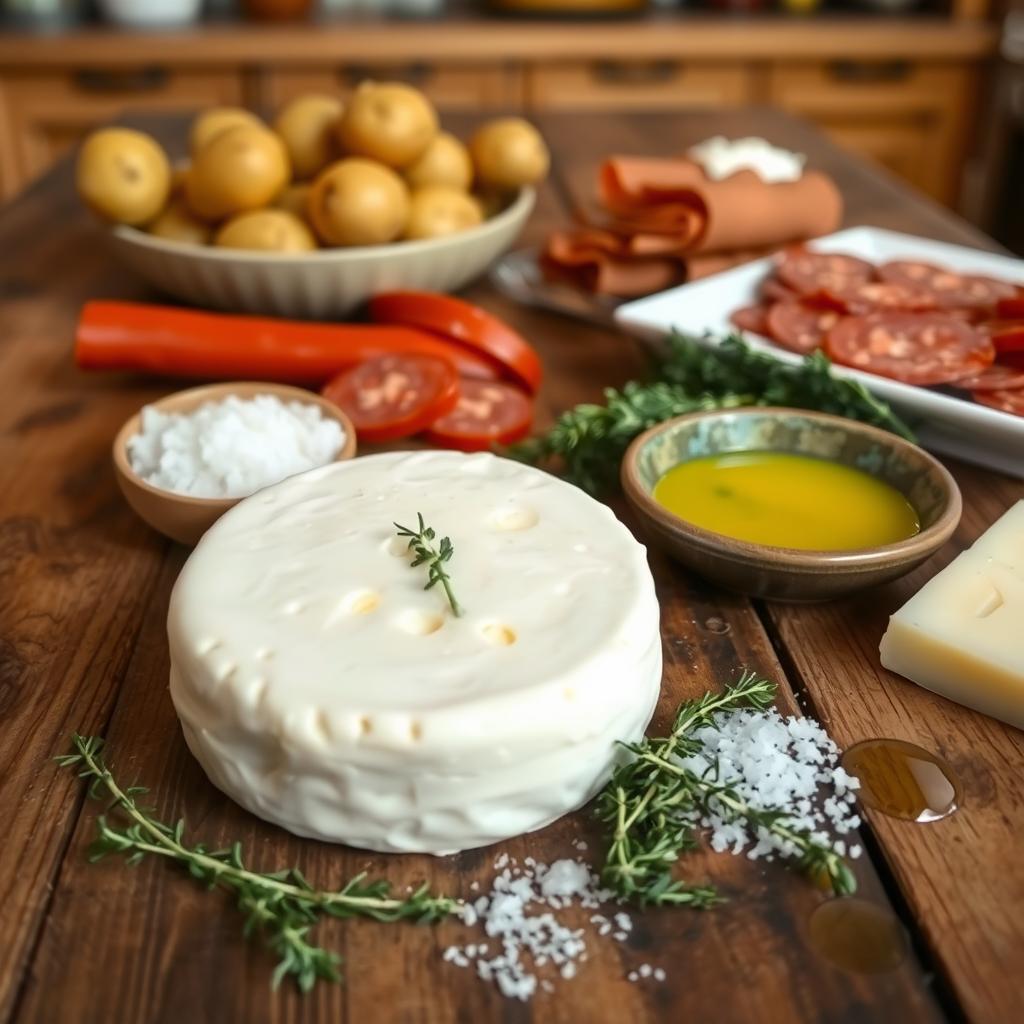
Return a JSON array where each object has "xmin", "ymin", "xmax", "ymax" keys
[{"xmin": 111, "ymin": 186, "xmax": 535, "ymax": 264}]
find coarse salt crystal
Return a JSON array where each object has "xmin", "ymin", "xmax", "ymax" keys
[{"xmin": 127, "ymin": 394, "xmax": 345, "ymax": 499}]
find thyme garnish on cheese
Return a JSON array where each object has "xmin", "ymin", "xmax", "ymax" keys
[
  {"xmin": 394, "ymin": 513, "xmax": 463, "ymax": 616},
  {"xmin": 56, "ymin": 735, "xmax": 458, "ymax": 993}
]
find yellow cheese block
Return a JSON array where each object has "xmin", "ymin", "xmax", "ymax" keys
[{"xmin": 879, "ymin": 501, "xmax": 1024, "ymax": 730}]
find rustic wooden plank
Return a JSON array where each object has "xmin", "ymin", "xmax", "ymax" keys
[
  {"xmin": 0, "ymin": 162, "xmax": 186, "ymax": 1022},
  {"xmin": 541, "ymin": 108, "xmax": 1024, "ymax": 1022},
  {"xmin": 762, "ymin": 462, "xmax": 1024, "ymax": 1023},
  {"xmin": 5, "ymin": 112, "xmax": 947, "ymax": 1023}
]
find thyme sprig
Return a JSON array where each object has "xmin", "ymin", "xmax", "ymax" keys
[
  {"xmin": 512, "ymin": 333, "xmax": 915, "ymax": 495},
  {"xmin": 596, "ymin": 672, "xmax": 856, "ymax": 905},
  {"xmin": 57, "ymin": 735, "xmax": 458, "ymax": 992},
  {"xmin": 395, "ymin": 513, "xmax": 462, "ymax": 616}
]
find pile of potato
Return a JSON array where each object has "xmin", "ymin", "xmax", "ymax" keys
[{"xmin": 75, "ymin": 82, "xmax": 550, "ymax": 252}]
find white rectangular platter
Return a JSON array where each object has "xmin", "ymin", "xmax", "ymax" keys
[{"xmin": 614, "ymin": 226, "xmax": 1024, "ymax": 479}]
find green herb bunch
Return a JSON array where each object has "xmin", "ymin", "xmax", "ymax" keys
[
  {"xmin": 595, "ymin": 672, "xmax": 857, "ymax": 905},
  {"xmin": 57, "ymin": 736, "xmax": 458, "ymax": 992},
  {"xmin": 395, "ymin": 513, "xmax": 463, "ymax": 616},
  {"xmin": 513, "ymin": 333, "xmax": 914, "ymax": 495}
]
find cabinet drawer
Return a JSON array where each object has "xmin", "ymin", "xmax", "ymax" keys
[
  {"xmin": 768, "ymin": 62, "xmax": 974, "ymax": 205},
  {"xmin": 0, "ymin": 70, "xmax": 243, "ymax": 193},
  {"xmin": 258, "ymin": 66, "xmax": 525, "ymax": 112},
  {"xmin": 528, "ymin": 62, "xmax": 752, "ymax": 110}
]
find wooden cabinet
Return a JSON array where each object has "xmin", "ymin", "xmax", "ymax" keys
[
  {"xmin": 527, "ymin": 62, "xmax": 752, "ymax": 110},
  {"xmin": 0, "ymin": 70, "xmax": 243, "ymax": 187},
  {"xmin": 256, "ymin": 66, "xmax": 524, "ymax": 111},
  {"xmin": 766, "ymin": 63, "xmax": 975, "ymax": 205},
  {"xmin": 0, "ymin": 19, "xmax": 996, "ymax": 207}
]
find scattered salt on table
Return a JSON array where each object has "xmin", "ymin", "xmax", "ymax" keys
[{"xmin": 127, "ymin": 394, "xmax": 345, "ymax": 499}]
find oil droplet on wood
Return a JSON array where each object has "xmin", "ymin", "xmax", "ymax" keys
[
  {"xmin": 842, "ymin": 738, "xmax": 961, "ymax": 822},
  {"xmin": 808, "ymin": 899, "xmax": 908, "ymax": 974}
]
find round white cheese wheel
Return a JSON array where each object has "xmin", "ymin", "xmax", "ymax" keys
[{"xmin": 168, "ymin": 451, "xmax": 662, "ymax": 854}]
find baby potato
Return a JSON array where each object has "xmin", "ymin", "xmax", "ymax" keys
[
  {"xmin": 186, "ymin": 125, "xmax": 291, "ymax": 222},
  {"xmin": 76, "ymin": 128, "xmax": 171, "ymax": 226},
  {"xmin": 337, "ymin": 81, "xmax": 438, "ymax": 169},
  {"xmin": 309, "ymin": 157, "xmax": 410, "ymax": 246},
  {"xmin": 272, "ymin": 183, "xmax": 313, "ymax": 221},
  {"xmin": 404, "ymin": 131, "xmax": 473, "ymax": 191},
  {"xmin": 147, "ymin": 198, "xmax": 212, "ymax": 246},
  {"xmin": 405, "ymin": 185, "xmax": 482, "ymax": 240},
  {"xmin": 214, "ymin": 209, "xmax": 317, "ymax": 252},
  {"xmin": 469, "ymin": 117, "xmax": 549, "ymax": 191},
  {"xmin": 190, "ymin": 107, "xmax": 262, "ymax": 156},
  {"xmin": 273, "ymin": 94, "xmax": 344, "ymax": 180}
]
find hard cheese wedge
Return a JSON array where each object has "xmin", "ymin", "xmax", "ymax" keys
[{"xmin": 879, "ymin": 501, "xmax": 1024, "ymax": 729}]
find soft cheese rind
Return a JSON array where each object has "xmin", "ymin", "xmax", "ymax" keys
[
  {"xmin": 168, "ymin": 451, "xmax": 662, "ymax": 853},
  {"xmin": 879, "ymin": 501, "xmax": 1024, "ymax": 730}
]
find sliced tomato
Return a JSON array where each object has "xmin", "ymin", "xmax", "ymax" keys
[
  {"xmin": 369, "ymin": 292, "xmax": 543, "ymax": 394},
  {"xmin": 322, "ymin": 353, "xmax": 459, "ymax": 443},
  {"xmin": 423, "ymin": 378, "xmax": 534, "ymax": 451}
]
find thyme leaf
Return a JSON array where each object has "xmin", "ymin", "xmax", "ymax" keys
[
  {"xmin": 511, "ymin": 333, "xmax": 915, "ymax": 496},
  {"xmin": 57, "ymin": 735, "xmax": 458, "ymax": 993},
  {"xmin": 394, "ymin": 513, "xmax": 463, "ymax": 617},
  {"xmin": 595, "ymin": 671, "xmax": 857, "ymax": 905}
]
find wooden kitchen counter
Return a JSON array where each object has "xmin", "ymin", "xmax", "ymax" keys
[{"xmin": 0, "ymin": 108, "xmax": 1021, "ymax": 1024}]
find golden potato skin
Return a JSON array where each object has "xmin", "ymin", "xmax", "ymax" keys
[
  {"xmin": 214, "ymin": 209, "xmax": 317, "ymax": 252},
  {"xmin": 186, "ymin": 125, "xmax": 291, "ymax": 222},
  {"xmin": 309, "ymin": 158, "xmax": 410, "ymax": 246},
  {"xmin": 404, "ymin": 131, "xmax": 473, "ymax": 191},
  {"xmin": 76, "ymin": 128, "xmax": 171, "ymax": 226},
  {"xmin": 147, "ymin": 199, "xmax": 212, "ymax": 246},
  {"xmin": 273, "ymin": 94, "xmax": 343, "ymax": 180},
  {"xmin": 405, "ymin": 186, "xmax": 482, "ymax": 240},
  {"xmin": 272, "ymin": 183, "xmax": 313, "ymax": 221},
  {"xmin": 190, "ymin": 107, "xmax": 262, "ymax": 156},
  {"xmin": 469, "ymin": 118, "xmax": 549, "ymax": 191},
  {"xmin": 337, "ymin": 82, "xmax": 438, "ymax": 169}
]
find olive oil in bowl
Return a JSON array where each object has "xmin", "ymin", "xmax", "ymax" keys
[{"xmin": 652, "ymin": 451, "xmax": 920, "ymax": 551}]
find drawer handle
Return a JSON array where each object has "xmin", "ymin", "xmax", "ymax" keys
[
  {"xmin": 592, "ymin": 60, "xmax": 678, "ymax": 85},
  {"xmin": 827, "ymin": 60, "xmax": 911, "ymax": 84},
  {"xmin": 73, "ymin": 67, "xmax": 169, "ymax": 93}
]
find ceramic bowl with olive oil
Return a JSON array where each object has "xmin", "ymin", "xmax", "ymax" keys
[{"xmin": 621, "ymin": 407, "xmax": 961, "ymax": 601}]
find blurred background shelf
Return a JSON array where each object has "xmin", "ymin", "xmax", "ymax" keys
[{"xmin": 0, "ymin": 6, "xmax": 1001, "ymax": 215}]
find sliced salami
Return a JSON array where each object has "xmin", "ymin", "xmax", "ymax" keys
[
  {"xmin": 879, "ymin": 261, "xmax": 1017, "ymax": 310},
  {"xmin": 766, "ymin": 301, "xmax": 841, "ymax": 355},
  {"xmin": 954, "ymin": 362, "xmax": 1024, "ymax": 392},
  {"xmin": 761, "ymin": 277, "xmax": 798, "ymax": 303},
  {"xmin": 973, "ymin": 387, "xmax": 1024, "ymax": 417},
  {"xmin": 730, "ymin": 304, "xmax": 771, "ymax": 336},
  {"xmin": 825, "ymin": 312, "xmax": 995, "ymax": 386},
  {"xmin": 829, "ymin": 280, "xmax": 939, "ymax": 316},
  {"xmin": 996, "ymin": 297, "xmax": 1024, "ymax": 319},
  {"xmin": 776, "ymin": 250, "xmax": 875, "ymax": 296}
]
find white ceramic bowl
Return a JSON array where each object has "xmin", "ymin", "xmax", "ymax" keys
[{"xmin": 107, "ymin": 187, "xmax": 535, "ymax": 319}]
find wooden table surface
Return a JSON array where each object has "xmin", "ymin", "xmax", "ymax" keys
[{"xmin": 1, "ymin": 108, "xmax": 1021, "ymax": 1024}]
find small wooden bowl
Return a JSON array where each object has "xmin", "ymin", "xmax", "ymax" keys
[
  {"xmin": 621, "ymin": 407, "xmax": 962, "ymax": 602},
  {"xmin": 113, "ymin": 381, "xmax": 357, "ymax": 546}
]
